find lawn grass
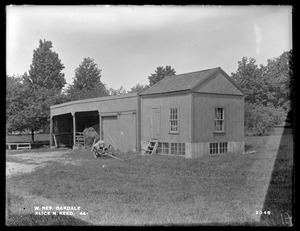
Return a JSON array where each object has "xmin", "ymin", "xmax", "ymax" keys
[{"xmin": 6, "ymin": 133, "xmax": 293, "ymax": 226}]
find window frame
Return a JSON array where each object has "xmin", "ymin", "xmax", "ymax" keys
[
  {"xmin": 219, "ymin": 142, "xmax": 228, "ymax": 154},
  {"xmin": 157, "ymin": 142, "xmax": 185, "ymax": 156},
  {"xmin": 210, "ymin": 142, "xmax": 228, "ymax": 154},
  {"xmin": 170, "ymin": 143, "xmax": 185, "ymax": 156},
  {"xmin": 210, "ymin": 142, "xmax": 219, "ymax": 154},
  {"xmin": 169, "ymin": 108, "xmax": 179, "ymax": 134},
  {"xmin": 157, "ymin": 142, "xmax": 170, "ymax": 154},
  {"xmin": 178, "ymin": 143, "xmax": 186, "ymax": 156},
  {"xmin": 170, "ymin": 143, "xmax": 178, "ymax": 155},
  {"xmin": 214, "ymin": 107, "xmax": 225, "ymax": 133}
]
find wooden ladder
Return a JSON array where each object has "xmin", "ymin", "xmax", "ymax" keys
[
  {"xmin": 75, "ymin": 132, "xmax": 85, "ymax": 147},
  {"xmin": 145, "ymin": 139, "xmax": 158, "ymax": 155}
]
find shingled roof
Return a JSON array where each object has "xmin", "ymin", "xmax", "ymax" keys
[{"xmin": 140, "ymin": 67, "xmax": 221, "ymax": 95}]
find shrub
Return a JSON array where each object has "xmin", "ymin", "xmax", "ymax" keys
[{"xmin": 245, "ymin": 103, "xmax": 286, "ymax": 136}]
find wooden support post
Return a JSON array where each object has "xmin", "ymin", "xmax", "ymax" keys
[
  {"xmin": 50, "ymin": 116, "xmax": 53, "ymax": 147},
  {"xmin": 72, "ymin": 112, "xmax": 76, "ymax": 149},
  {"xmin": 53, "ymin": 134, "xmax": 58, "ymax": 148},
  {"xmin": 98, "ymin": 110, "xmax": 102, "ymax": 140},
  {"xmin": 136, "ymin": 96, "xmax": 141, "ymax": 152}
]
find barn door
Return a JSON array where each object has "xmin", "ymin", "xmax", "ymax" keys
[
  {"xmin": 102, "ymin": 116, "xmax": 120, "ymax": 150},
  {"xmin": 150, "ymin": 108, "xmax": 160, "ymax": 139},
  {"xmin": 117, "ymin": 113, "xmax": 136, "ymax": 152}
]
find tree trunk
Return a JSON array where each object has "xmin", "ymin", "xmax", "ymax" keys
[{"xmin": 31, "ymin": 129, "xmax": 35, "ymax": 142}]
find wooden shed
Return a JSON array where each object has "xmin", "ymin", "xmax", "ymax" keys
[
  {"xmin": 50, "ymin": 67, "xmax": 244, "ymax": 158},
  {"xmin": 50, "ymin": 93, "xmax": 141, "ymax": 153},
  {"xmin": 139, "ymin": 67, "xmax": 245, "ymax": 158}
]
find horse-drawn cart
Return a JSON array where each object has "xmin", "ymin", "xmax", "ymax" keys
[{"xmin": 91, "ymin": 137, "xmax": 124, "ymax": 161}]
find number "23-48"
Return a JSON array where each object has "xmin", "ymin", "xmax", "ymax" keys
[{"xmin": 256, "ymin": 211, "xmax": 271, "ymax": 215}]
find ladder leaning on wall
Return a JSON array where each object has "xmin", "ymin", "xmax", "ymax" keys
[{"xmin": 145, "ymin": 139, "xmax": 159, "ymax": 155}]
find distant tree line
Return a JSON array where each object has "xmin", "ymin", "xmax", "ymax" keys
[
  {"xmin": 231, "ymin": 50, "xmax": 293, "ymax": 135},
  {"xmin": 6, "ymin": 39, "xmax": 176, "ymax": 140},
  {"xmin": 6, "ymin": 39, "xmax": 293, "ymax": 140}
]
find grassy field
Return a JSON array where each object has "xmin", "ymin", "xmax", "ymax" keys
[{"xmin": 6, "ymin": 132, "xmax": 293, "ymax": 226}]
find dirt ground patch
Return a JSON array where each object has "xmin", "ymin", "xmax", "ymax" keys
[
  {"xmin": 6, "ymin": 162, "xmax": 47, "ymax": 178},
  {"xmin": 6, "ymin": 150, "xmax": 82, "ymax": 178}
]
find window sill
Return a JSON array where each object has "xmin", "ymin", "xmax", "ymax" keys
[
  {"xmin": 158, "ymin": 153, "xmax": 185, "ymax": 157},
  {"xmin": 213, "ymin": 131, "xmax": 226, "ymax": 134},
  {"xmin": 168, "ymin": 132, "xmax": 179, "ymax": 135}
]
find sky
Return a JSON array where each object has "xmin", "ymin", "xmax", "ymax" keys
[{"xmin": 6, "ymin": 5, "xmax": 292, "ymax": 91}]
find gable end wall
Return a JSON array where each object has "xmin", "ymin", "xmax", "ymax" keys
[
  {"xmin": 192, "ymin": 93, "xmax": 244, "ymax": 143},
  {"xmin": 194, "ymin": 72, "xmax": 243, "ymax": 96}
]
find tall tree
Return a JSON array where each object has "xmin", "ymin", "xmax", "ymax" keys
[
  {"xmin": 260, "ymin": 51, "xmax": 291, "ymax": 109},
  {"xmin": 287, "ymin": 49, "xmax": 294, "ymax": 126},
  {"xmin": 25, "ymin": 39, "xmax": 66, "ymax": 90},
  {"xmin": 66, "ymin": 83, "xmax": 109, "ymax": 101},
  {"xmin": 7, "ymin": 39, "xmax": 66, "ymax": 141},
  {"xmin": 231, "ymin": 57, "xmax": 263, "ymax": 104},
  {"xmin": 231, "ymin": 51, "xmax": 292, "ymax": 135},
  {"xmin": 73, "ymin": 57, "xmax": 102, "ymax": 91},
  {"xmin": 6, "ymin": 75, "xmax": 26, "ymax": 133},
  {"xmin": 66, "ymin": 57, "xmax": 108, "ymax": 101},
  {"xmin": 148, "ymin": 65, "xmax": 176, "ymax": 86},
  {"xmin": 7, "ymin": 74, "xmax": 64, "ymax": 139}
]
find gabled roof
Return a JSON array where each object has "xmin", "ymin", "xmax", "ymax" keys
[{"xmin": 139, "ymin": 67, "xmax": 244, "ymax": 96}]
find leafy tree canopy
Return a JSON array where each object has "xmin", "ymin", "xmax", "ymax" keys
[
  {"xmin": 65, "ymin": 57, "xmax": 108, "ymax": 101},
  {"xmin": 108, "ymin": 86, "xmax": 127, "ymax": 96},
  {"xmin": 231, "ymin": 50, "xmax": 293, "ymax": 135},
  {"xmin": 72, "ymin": 57, "xmax": 102, "ymax": 91},
  {"xmin": 231, "ymin": 51, "xmax": 292, "ymax": 109},
  {"xmin": 128, "ymin": 84, "xmax": 149, "ymax": 94},
  {"xmin": 6, "ymin": 74, "xmax": 63, "ymax": 136},
  {"xmin": 148, "ymin": 65, "xmax": 176, "ymax": 86},
  {"xmin": 65, "ymin": 82, "xmax": 109, "ymax": 102},
  {"xmin": 25, "ymin": 39, "xmax": 66, "ymax": 90},
  {"xmin": 7, "ymin": 39, "xmax": 67, "ymax": 140}
]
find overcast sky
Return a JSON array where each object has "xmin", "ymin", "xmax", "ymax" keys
[{"xmin": 6, "ymin": 5, "xmax": 292, "ymax": 91}]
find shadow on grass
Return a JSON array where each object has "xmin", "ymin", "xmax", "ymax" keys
[
  {"xmin": 244, "ymin": 144, "xmax": 253, "ymax": 152},
  {"xmin": 6, "ymin": 213, "xmax": 93, "ymax": 226},
  {"xmin": 259, "ymin": 127, "xmax": 294, "ymax": 226}
]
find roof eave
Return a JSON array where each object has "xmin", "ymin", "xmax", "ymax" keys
[
  {"xmin": 50, "ymin": 92, "xmax": 138, "ymax": 109},
  {"xmin": 139, "ymin": 89, "xmax": 191, "ymax": 97}
]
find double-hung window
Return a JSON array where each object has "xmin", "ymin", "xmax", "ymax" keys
[
  {"xmin": 169, "ymin": 108, "xmax": 178, "ymax": 133},
  {"xmin": 214, "ymin": 108, "xmax": 225, "ymax": 132}
]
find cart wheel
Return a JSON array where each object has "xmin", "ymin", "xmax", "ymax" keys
[
  {"xmin": 92, "ymin": 147, "xmax": 100, "ymax": 158},
  {"xmin": 107, "ymin": 145, "xmax": 114, "ymax": 155}
]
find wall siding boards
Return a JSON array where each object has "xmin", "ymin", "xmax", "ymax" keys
[
  {"xmin": 141, "ymin": 94, "xmax": 192, "ymax": 143},
  {"xmin": 101, "ymin": 113, "xmax": 136, "ymax": 153},
  {"xmin": 193, "ymin": 93, "xmax": 244, "ymax": 143}
]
